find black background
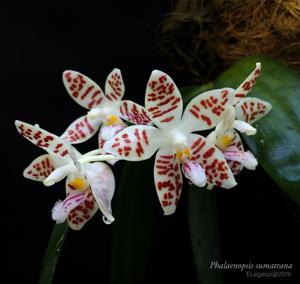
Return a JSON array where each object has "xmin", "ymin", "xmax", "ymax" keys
[{"xmin": 3, "ymin": 1, "xmax": 300, "ymax": 283}]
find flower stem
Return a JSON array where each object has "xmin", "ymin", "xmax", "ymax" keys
[{"xmin": 38, "ymin": 222, "xmax": 69, "ymax": 284}]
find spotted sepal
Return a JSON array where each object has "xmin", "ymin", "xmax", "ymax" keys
[
  {"xmin": 145, "ymin": 70, "xmax": 183, "ymax": 129},
  {"xmin": 188, "ymin": 134, "xmax": 237, "ymax": 189},
  {"xmin": 182, "ymin": 88, "xmax": 235, "ymax": 132},
  {"xmin": 104, "ymin": 68, "xmax": 125, "ymax": 101},
  {"xmin": 63, "ymin": 70, "xmax": 106, "ymax": 109},
  {"xmin": 233, "ymin": 63, "xmax": 261, "ymax": 105},
  {"xmin": 103, "ymin": 125, "xmax": 160, "ymax": 161},
  {"xmin": 154, "ymin": 148, "xmax": 183, "ymax": 215},
  {"xmin": 23, "ymin": 154, "xmax": 56, "ymax": 182},
  {"xmin": 235, "ymin": 97, "xmax": 272, "ymax": 125},
  {"xmin": 15, "ymin": 120, "xmax": 72, "ymax": 159},
  {"xmin": 61, "ymin": 115, "xmax": 102, "ymax": 144},
  {"xmin": 119, "ymin": 100, "xmax": 152, "ymax": 125}
]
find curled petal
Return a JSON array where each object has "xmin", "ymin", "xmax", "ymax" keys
[
  {"xmin": 105, "ymin": 68, "xmax": 125, "ymax": 101},
  {"xmin": 188, "ymin": 134, "xmax": 237, "ymax": 189},
  {"xmin": 154, "ymin": 148, "xmax": 183, "ymax": 215},
  {"xmin": 145, "ymin": 70, "xmax": 183, "ymax": 129},
  {"xmin": 182, "ymin": 88, "xmax": 235, "ymax": 132},
  {"xmin": 235, "ymin": 97, "xmax": 272, "ymax": 125},
  {"xmin": 233, "ymin": 62, "xmax": 261, "ymax": 105},
  {"xmin": 23, "ymin": 154, "xmax": 56, "ymax": 182},
  {"xmin": 233, "ymin": 120, "xmax": 257, "ymax": 135},
  {"xmin": 43, "ymin": 163, "xmax": 76, "ymax": 186},
  {"xmin": 119, "ymin": 100, "xmax": 152, "ymax": 125},
  {"xmin": 61, "ymin": 115, "xmax": 102, "ymax": 144},
  {"xmin": 104, "ymin": 125, "xmax": 160, "ymax": 161},
  {"xmin": 84, "ymin": 162, "xmax": 115, "ymax": 224},
  {"xmin": 182, "ymin": 161, "xmax": 207, "ymax": 188},
  {"xmin": 63, "ymin": 70, "xmax": 107, "ymax": 109},
  {"xmin": 65, "ymin": 178, "xmax": 98, "ymax": 230},
  {"xmin": 15, "ymin": 120, "xmax": 72, "ymax": 160},
  {"xmin": 52, "ymin": 191, "xmax": 87, "ymax": 224},
  {"xmin": 223, "ymin": 146, "xmax": 258, "ymax": 170}
]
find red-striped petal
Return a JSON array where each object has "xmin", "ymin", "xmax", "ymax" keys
[
  {"xmin": 103, "ymin": 125, "xmax": 160, "ymax": 161},
  {"xmin": 154, "ymin": 148, "xmax": 183, "ymax": 215},
  {"xmin": 235, "ymin": 97, "xmax": 272, "ymax": 124},
  {"xmin": 145, "ymin": 70, "xmax": 183, "ymax": 129},
  {"xmin": 61, "ymin": 115, "xmax": 101, "ymax": 144},
  {"xmin": 105, "ymin": 68, "xmax": 125, "ymax": 101},
  {"xmin": 15, "ymin": 120, "xmax": 72, "ymax": 159},
  {"xmin": 233, "ymin": 63, "xmax": 261, "ymax": 105},
  {"xmin": 23, "ymin": 154, "xmax": 56, "ymax": 182},
  {"xmin": 119, "ymin": 100, "xmax": 152, "ymax": 125},
  {"xmin": 182, "ymin": 88, "xmax": 235, "ymax": 132},
  {"xmin": 63, "ymin": 70, "xmax": 107, "ymax": 109}
]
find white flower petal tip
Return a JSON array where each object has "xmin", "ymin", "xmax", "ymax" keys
[
  {"xmin": 243, "ymin": 151, "xmax": 258, "ymax": 170},
  {"xmin": 222, "ymin": 179, "xmax": 238, "ymax": 189},
  {"xmin": 206, "ymin": 183, "xmax": 214, "ymax": 190},
  {"xmin": 43, "ymin": 179, "xmax": 55, "ymax": 186},
  {"xmin": 256, "ymin": 62, "xmax": 261, "ymax": 69},
  {"xmin": 102, "ymin": 215, "xmax": 115, "ymax": 225},
  {"xmin": 163, "ymin": 207, "xmax": 176, "ymax": 216},
  {"xmin": 223, "ymin": 147, "xmax": 258, "ymax": 171},
  {"xmin": 233, "ymin": 120, "xmax": 257, "ymax": 135},
  {"xmin": 51, "ymin": 200, "xmax": 67, "ymax": 223},
  {"xmin": 182, "ymin": 162, "xmax": 207, "ymax": 188}
]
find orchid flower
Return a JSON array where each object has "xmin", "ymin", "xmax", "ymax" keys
[
  {"xmin": 61, "ymin": 69, "xmax": 152, "ymax": 150},
  {"xmin": 104, "ymin": 70, "xmax": 238, "ymax": 215},
  {"xmin": 15, "ymin": 120, "xmax": 117, "ymax": 230},
  {"xmin": 207, "ymin": 63, "xmax": 272, "ymax": 175}
]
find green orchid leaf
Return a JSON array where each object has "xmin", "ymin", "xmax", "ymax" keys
[
  {"xmin": 39, "ymin": 222, "xmax": 69, "ymax": 284},
  {"xmin": 214, "ymin": 55, "xmax": 300, "ymax": 206},
  {"xmin": 187, "ymin": 186, "xmax": 223, "ymax": 284},
  {"xmin": 110, "ymin": 159, "xmax": 157, "ymax": 284}
]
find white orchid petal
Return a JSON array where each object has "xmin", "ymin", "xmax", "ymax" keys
[
  {"xmin": 15, "ymin": 120, "xmax": 72, "ymax": 160},
  {"xmin": 233, "ymin": 120, "xmax": 257, "ymax": 135},
  {"xmin": 61, "ymin": 115, "xmax": 102, "ymax": 144},
  {"xmin": 105, "ymin": 68, "xmax": 125, "ymax": 101},
  {"xmin": 84, "ymin": 162, "xmax": 115, "ymax": 224},
  {"xmin": 182, "ymin": 88, "xmax": 235, "ymax": 132},
  {"xmin": 23, "ymin": 154, "xmax": 56, "ymax": 182},
  {"xmin": 233, "ymin": 62, "xmax": 261, "ymax": 105},
  {"xmin": 119, "ymin": 100, "xmax": 152, "ymax": 125},
  {"xmin": 154, "ymin": 148, "xmax": 183, "ymax": 215},
  {"xmin": 182, "ymin": 161, "xmax": 207, "ymax": 188},
  {"xmin": 223, "ymin": 146, "xmax": 258, "ymax": 170},
  {"xmin": 104, "ymin": 125, "xmax": 160, "ymax": 161},
  {"xmin": 235, "ymin": 97, "xmax": 272, "ymax": 125},
  {"xmin": 145, "ymin": 70, "xmax": 183, "ymax": 129},
  {"xmin": 63, "ymin": 70, "xmax": 107, "ymax": 109}
]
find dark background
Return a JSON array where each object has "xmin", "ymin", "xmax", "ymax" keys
[{"xmin": 3, "ymin": 1, "xmax": 300, "ymax": 283}]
